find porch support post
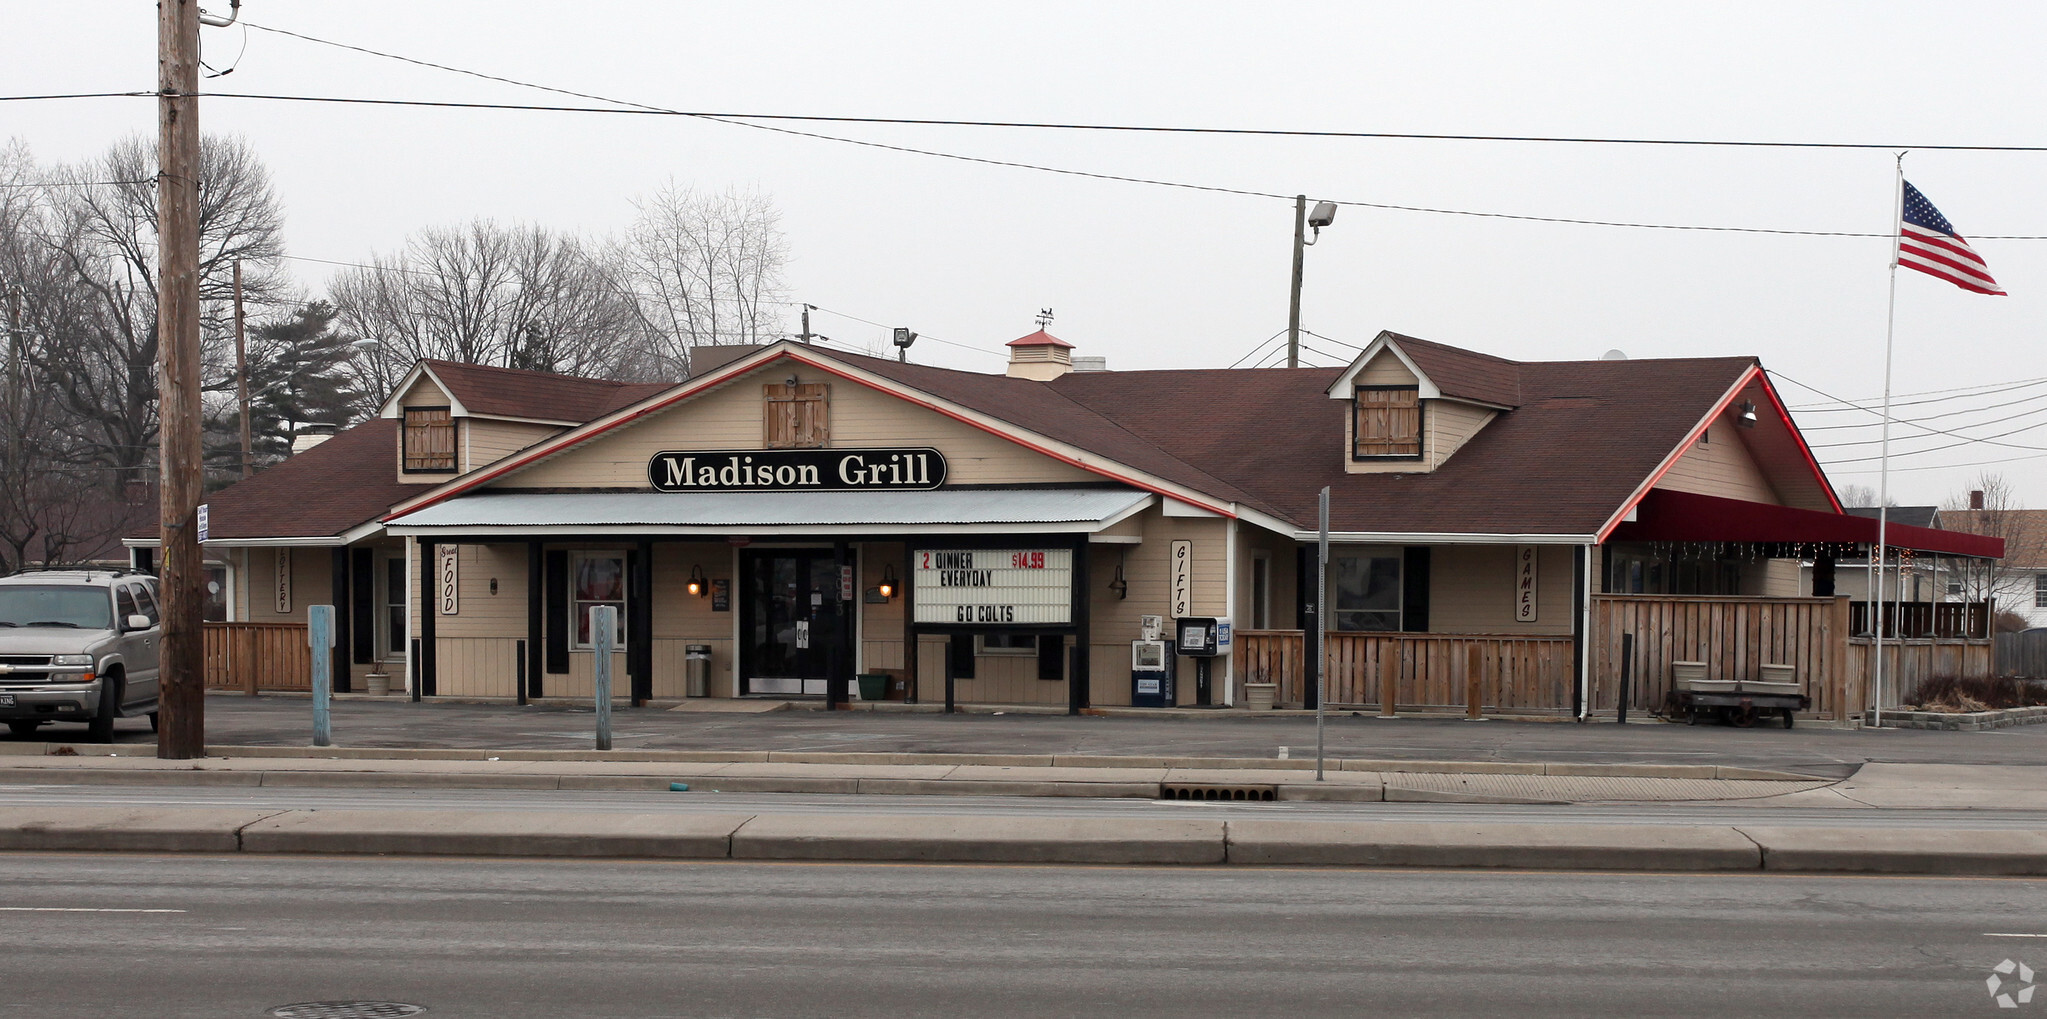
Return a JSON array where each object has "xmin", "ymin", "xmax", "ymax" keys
[
  {"xmin": 630, "ymin": 539, "xmax": 653, "ymax": 706},
  {"xmin": 1573, "ymin": 544, "xmax": 1589, "ymax": 720},
  {"xmin": 902, "ymin": 540, "xmax": 918, "ymax": 704},
  {"xmin": 418, "ymin": 538, "xmax": 437, "ymax": 698},
  {"xmin": 525, "ymin": 541, "xmax": 544, "ymax": 701},
  {"xmin": 1070, "ymin": 534, "xmax": 1090, "ymax": 715},
  {"xmin": 329, "ymin": 547, "xmax": 351, "ymax": 693},
  {"xmin": 827, "ymin": 541, "xmax": 850, "ymax": 709},
  {"xmin": 1298, "ymin": 544, "xmax": 1320, "ymax": 710}
]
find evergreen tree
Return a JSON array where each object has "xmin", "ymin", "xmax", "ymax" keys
[{"xmin": 205, "ymin": 301, "xmax": 362, "ymax": 478}]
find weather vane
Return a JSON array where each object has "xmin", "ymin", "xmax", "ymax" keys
[{"xmin": 1035, "ymin": 307, "xmax": 1054, "ymax": 330}]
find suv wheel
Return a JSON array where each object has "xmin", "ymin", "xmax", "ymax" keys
[
  {"xmin": 86, "ymin": 674, "xmax": 119, "ymax": 743},
  {"xmin": 5, "ymin": 720, "xmax": 39, "ymax": 738}
]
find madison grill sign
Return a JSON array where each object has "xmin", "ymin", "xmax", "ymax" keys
[{"xmin": 648, "ymin": 448, "xmax": 948, "ymax": 492}]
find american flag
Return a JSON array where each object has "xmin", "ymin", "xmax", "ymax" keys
[{"xmin": 1899, "ymin": 181, "xmax": 2005, "ymax": 295}]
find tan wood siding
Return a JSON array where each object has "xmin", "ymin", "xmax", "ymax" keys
[
  {"xmin": 1654, "ymin": 417, "xmax": 1779, "ymax": 503},
  {"xmin": 1355, "ymin": 352, "xmax": 1419, "ymax": 386},
  {"xmin": 463, "ymin": 420, "xmax": 560, "ymax": 472},
  {"xmin": 1426, "ymin": 544, "xmax": 1575, "ymax": 635},
  {"xmin": 1427, "ymin": 401, "xmax": 1496, "ymax": 468},
  {"xmin": 502, "ymin": 364, "xmax": 1098, "ymax": 489}
]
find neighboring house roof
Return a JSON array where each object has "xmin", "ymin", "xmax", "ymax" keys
[
  {"xmin": 405, "ymin": 360, "xmax": 674, "ymax": 423},
  {"xmin": 17, "ymin": 493, "xmax": 155, "ymax": 565},
  {"xmin": 1940, "ymin": 509, "xmax": 2047, "ymax": 569},
  {"xmin": 1847, "ymin": 506, "xmax": 1942, "ymax": 529}
]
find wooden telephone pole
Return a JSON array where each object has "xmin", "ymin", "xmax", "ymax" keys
[{"xmin": 156, "ymin": 0, "xmax": 205, "ymax": 758}]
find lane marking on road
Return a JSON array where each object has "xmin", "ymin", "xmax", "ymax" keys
[
  {"xmin": 0, "ymin": 907, "xmax": 187, "ymax": 913},
  {"xmin": 1985, "ymin": 933, "xmax": 2047, "ymax": 937}
]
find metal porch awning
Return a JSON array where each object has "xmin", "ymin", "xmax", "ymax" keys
[
  {"xmin": 383, "ymin": 487, "xmax": 1156, "ymax": 537},
  {"xmin": 1607, "ymin": 489, "xmax": 2005, "ymax": 558}
]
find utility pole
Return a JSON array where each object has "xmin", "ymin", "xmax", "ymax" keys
[
  {"xmin": 1287, "ymin": 195, "xmax": 1306, "ymax": 369},
  {"xmin": 234, "ymin": 258, "xmax": 250, "ymax": 479},
  {"xmin": 156, "ymin": 0, "xmax": 205, "ymax": 759}
]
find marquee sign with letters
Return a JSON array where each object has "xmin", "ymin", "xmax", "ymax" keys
[
  {"xmin": 649, "ymin": 447, "xmax": 947, "ymax": 493},
  {"xmin": 913, "ymin": 548, "xmax": 1073, "ymax": 626}
]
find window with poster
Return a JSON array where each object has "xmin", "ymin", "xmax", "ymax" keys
[
  {"xmin": 570, "ymin": 551, "xmax": 628, "ymax": 649},
  {"xmin": 202, "ymin": 565, "xmax": 228, "ymax": 622},
  {"xmin": 1334, "ymin": 555, "xmax": 1402, "ymax": 631}
]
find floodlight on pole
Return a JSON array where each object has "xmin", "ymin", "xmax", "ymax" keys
[{"xmin": 1287, "ymin": 197, "xmax": 1338, "ymax": 369}]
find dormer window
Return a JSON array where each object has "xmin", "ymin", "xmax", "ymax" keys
[
  {"xmin": 1354, "ymin": 386, "xmax": 1421, "ymax": 459},
  {"xmin": 402, "ymin": 406, "xmax": 457, "ymax": 472}
]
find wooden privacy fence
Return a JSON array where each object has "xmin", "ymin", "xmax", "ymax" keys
[
  {"xmin": 1591, "ymin": 595, "xmax": 1846, "ymax": 719},
  {"xmin": 1235, "ymin": 630, "xmax": 1574, "ymax": 712},
  {"xmin": 1997, "ymin": 630, "xmax": 2047, "ymax": 679},
  {"xmin": 1849, "ymin": 639, "xmax": 1995, "ymax": 707},
  {"xmin": 203, "ymin": 622, "xmax": 312, "ymax": 693}
]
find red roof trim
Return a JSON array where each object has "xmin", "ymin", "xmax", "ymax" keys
[{"xmin": 383, "ymin": 344, "xmax": 1235, "ymax": 522}]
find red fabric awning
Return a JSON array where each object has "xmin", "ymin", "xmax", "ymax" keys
[{"xmin": 1607, "ymin": 489, "xmax": 2004, "ymax": 558}]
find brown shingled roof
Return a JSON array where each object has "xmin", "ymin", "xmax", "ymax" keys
[
  {"xmin": 1386, "ymin": 332, "xmax": 1524, "ymax": 407},
  {"xmin": 141, "ymin": 420, "xmax": 418, "ymax": 541},
  {"xmin": 421, "ymin": 360, "xmax": 676, "ymax": 423}
]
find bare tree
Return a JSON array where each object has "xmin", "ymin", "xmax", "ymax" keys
[
  {"xmin": 1941, "ymin": 472, "xmax": 2042, "ymax": 620},
  {"xmin": 1838, "ymin": 483, "xmax": 1880, "ymax": 509},
  {"xmin": 331, "ymin": 219, "xmax": 662, "ymax": 409},
  {"xmin": 24, "ymin": 133, "xmax": 286, "ymax": 493},
  {"xmin": 618, "ymin": 182, "xmax": 788, "ymax": 375}
]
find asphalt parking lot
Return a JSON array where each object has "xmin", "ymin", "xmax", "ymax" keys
[{"xmin": 12, "ymin": 693, "xmax": 2046, "ymax": 778}]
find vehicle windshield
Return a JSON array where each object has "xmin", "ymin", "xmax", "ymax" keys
[{"xmin": 0, "ymin": 586, "xmax": 114, "ymax": 630}]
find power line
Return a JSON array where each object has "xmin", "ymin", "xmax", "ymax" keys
[
  {"xmin": 202, "ymin": 24, "xmax": 2047, "ymax": 240},
  {"xmin": 1784, "ymin": 374, "xmax": 2047, "ymax": 413},
  {"xmin": 1776, "ymin": 370, "xmax": 2047, "ymax": 459},
  {"xmin": 1796, "ymin": 384, "xmax": 2047, "ymax": 431}
]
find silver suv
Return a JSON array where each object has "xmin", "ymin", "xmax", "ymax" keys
[{"xmin": 0, "ymin": 570, "xmax": 161, "ymax": 741}]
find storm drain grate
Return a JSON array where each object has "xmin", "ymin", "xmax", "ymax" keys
[
  {"xmin": 1159, "ymin": 783, "xmax": 1277, "ymax": 802},
  {"xmin": 270, "ymin": 1003, "xmax": 426, "ymax": 1019}
]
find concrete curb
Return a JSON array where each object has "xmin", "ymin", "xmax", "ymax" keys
[
  {"xmin": 0, "ymin": 742, "xmax": 1827, "ymax": 782},
  {"xmin": 2, "ymin": 806, "xmax": 2038, "ymax": 875}
]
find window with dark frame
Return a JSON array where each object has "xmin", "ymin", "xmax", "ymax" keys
[
  {"xmin": 1333, "ymin": 555, "xmax": 1402, "ymax": 631},
  {"xmin": 1353, "ymin": 386, "xmax": 1422, "ymax": 459},
  {"xmin": 2033, "ymin": 573, "xmax": 2047, "ymax": 609},
  {"xmin": 402, "ymin": 406, "xmax": 457, "ymax": 472},
  {"xmin": 571, "ymin": 552, "xmax": 628, "ymax": 649},
  {"xmin": 976, "ymin": 633, "xmax": 1038, "ymax": 655}
]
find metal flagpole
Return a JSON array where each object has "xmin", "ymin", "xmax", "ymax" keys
[
  {"xmin": 1315, "ymin": 486, "xmax": 1329, "ymax": 781},
  {"xmin": 1873, "ymin": 153, "xmax": 1906, "ymax": 729}
]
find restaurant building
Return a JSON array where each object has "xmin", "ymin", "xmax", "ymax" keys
[{"xmin": 138, "ymin": 329, "xmax": 2002, "ymax": 719}]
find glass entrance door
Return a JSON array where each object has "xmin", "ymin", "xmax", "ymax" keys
[{"xmin": 740, "ymin": 549, "xmax": 846, "ymax": 695}]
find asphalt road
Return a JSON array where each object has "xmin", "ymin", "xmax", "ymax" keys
[
  {"xmin": 19, "ymin": 695, "xmax": 2047, "ymax": 777},
  {"xmin": 5, "ymin": 782, "xmax": 2047, "ymax": 830},
  {"xmin": 1, "ymin": 855, "xmax": 2041, "ymax": 1017}
]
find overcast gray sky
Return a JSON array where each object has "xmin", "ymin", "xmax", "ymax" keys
[{"xmin": 8, "ymin": 1, "xmax": 2046, "ymax": 506}]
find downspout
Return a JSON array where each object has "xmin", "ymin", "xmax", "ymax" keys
[
  {"xmin": 1574, "ymin": 544, "xmax": 1591, "ymax": 720},
  {"xmin": 1223, "ymin": 515, "xmax": 1237, "ymax": 706}
]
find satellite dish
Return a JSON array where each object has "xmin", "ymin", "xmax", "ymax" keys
[{"xmin": 1601, "ymin": 348, "xmax": 1629, "ymax": 360}]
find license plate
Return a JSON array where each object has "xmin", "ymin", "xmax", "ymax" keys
[{"xmin": 0, "ymin": 694, "xmax": 14, "ymax": 706}]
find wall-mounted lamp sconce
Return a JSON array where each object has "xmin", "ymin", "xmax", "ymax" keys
[
  {"xmin": 1108, "ymin": 550, "xmax": 1129, "ymax": 600},
  {"xmin": 878, "ymin": 565, "xmax": 898, "ymax": 600},
  {"xmin": 687, "ymin": 564, "xmax": 707, "ymax": 598},
  {"xmin": 1735, "ymin": 400, "xmax": 1759, "ymax": 429}
]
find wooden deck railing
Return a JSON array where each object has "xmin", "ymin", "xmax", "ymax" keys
[
  {"xmin": 203, "ymin": 622, "xmax": 312, "ymax": 693},
  {"xmin": 1235, "ymin": 630, "xmax": 1574, "ymax": 712},
  {"xmin": 1849, "ymin": 600, "xmax": 1992, "ymax": 640}
]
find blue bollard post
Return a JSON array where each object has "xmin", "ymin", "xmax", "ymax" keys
[
  {"xmin": 308, "ymin": 605, "xmax": 335, "ymax": 748},
  {"xmin": 592, "ymin": 605, "xmax": 614, "ymax": 752}
]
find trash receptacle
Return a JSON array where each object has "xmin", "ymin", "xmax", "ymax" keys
[
  {"xmin": 685, "ymin": 644, "xmax": 712, "ymax": 698},
  {"xmin": 856, "ymin": 673, "xmax": 889, "ymax": 702}
]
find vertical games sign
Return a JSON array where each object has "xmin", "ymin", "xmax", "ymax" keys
[
  {"xmin": 1514, "ymin": 545, "xmax": 1539, "ymax": 622},
  {"xmin": 1169, "ymin": 540, "xmax": 1193, "ymax": 618}
]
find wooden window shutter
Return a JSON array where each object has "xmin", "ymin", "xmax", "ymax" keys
[
  {"xmin": 764, "ymin": 383, "xmax": 829, "ymax": 448},
  {"xmin": 1354, "ymin": 388, "xmax": 1421, "ymax": 458},
  {"xmin": 403, "ymin": 407, "xmax": 456, "ymax": 471}
]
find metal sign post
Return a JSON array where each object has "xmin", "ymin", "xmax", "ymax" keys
[
  {"xmin": 1316, "ymin": 486, "xmax": 1329, "ymax": 781},
  {"xmin": 307, "ymin": 605, "xmax": 334, "ymax": 748},
  {"xmin": 593, "ymin": 605, "xmax": 615, "ymax": 751}
]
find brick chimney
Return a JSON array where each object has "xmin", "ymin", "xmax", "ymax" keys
[
  {"xmin": 1971, "ymin": 489, "xmax": 1985, "ymax": 510},
  {"xmin": 1005, "ymin": 329, "xmax": 1075, "ymax": 381}
]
